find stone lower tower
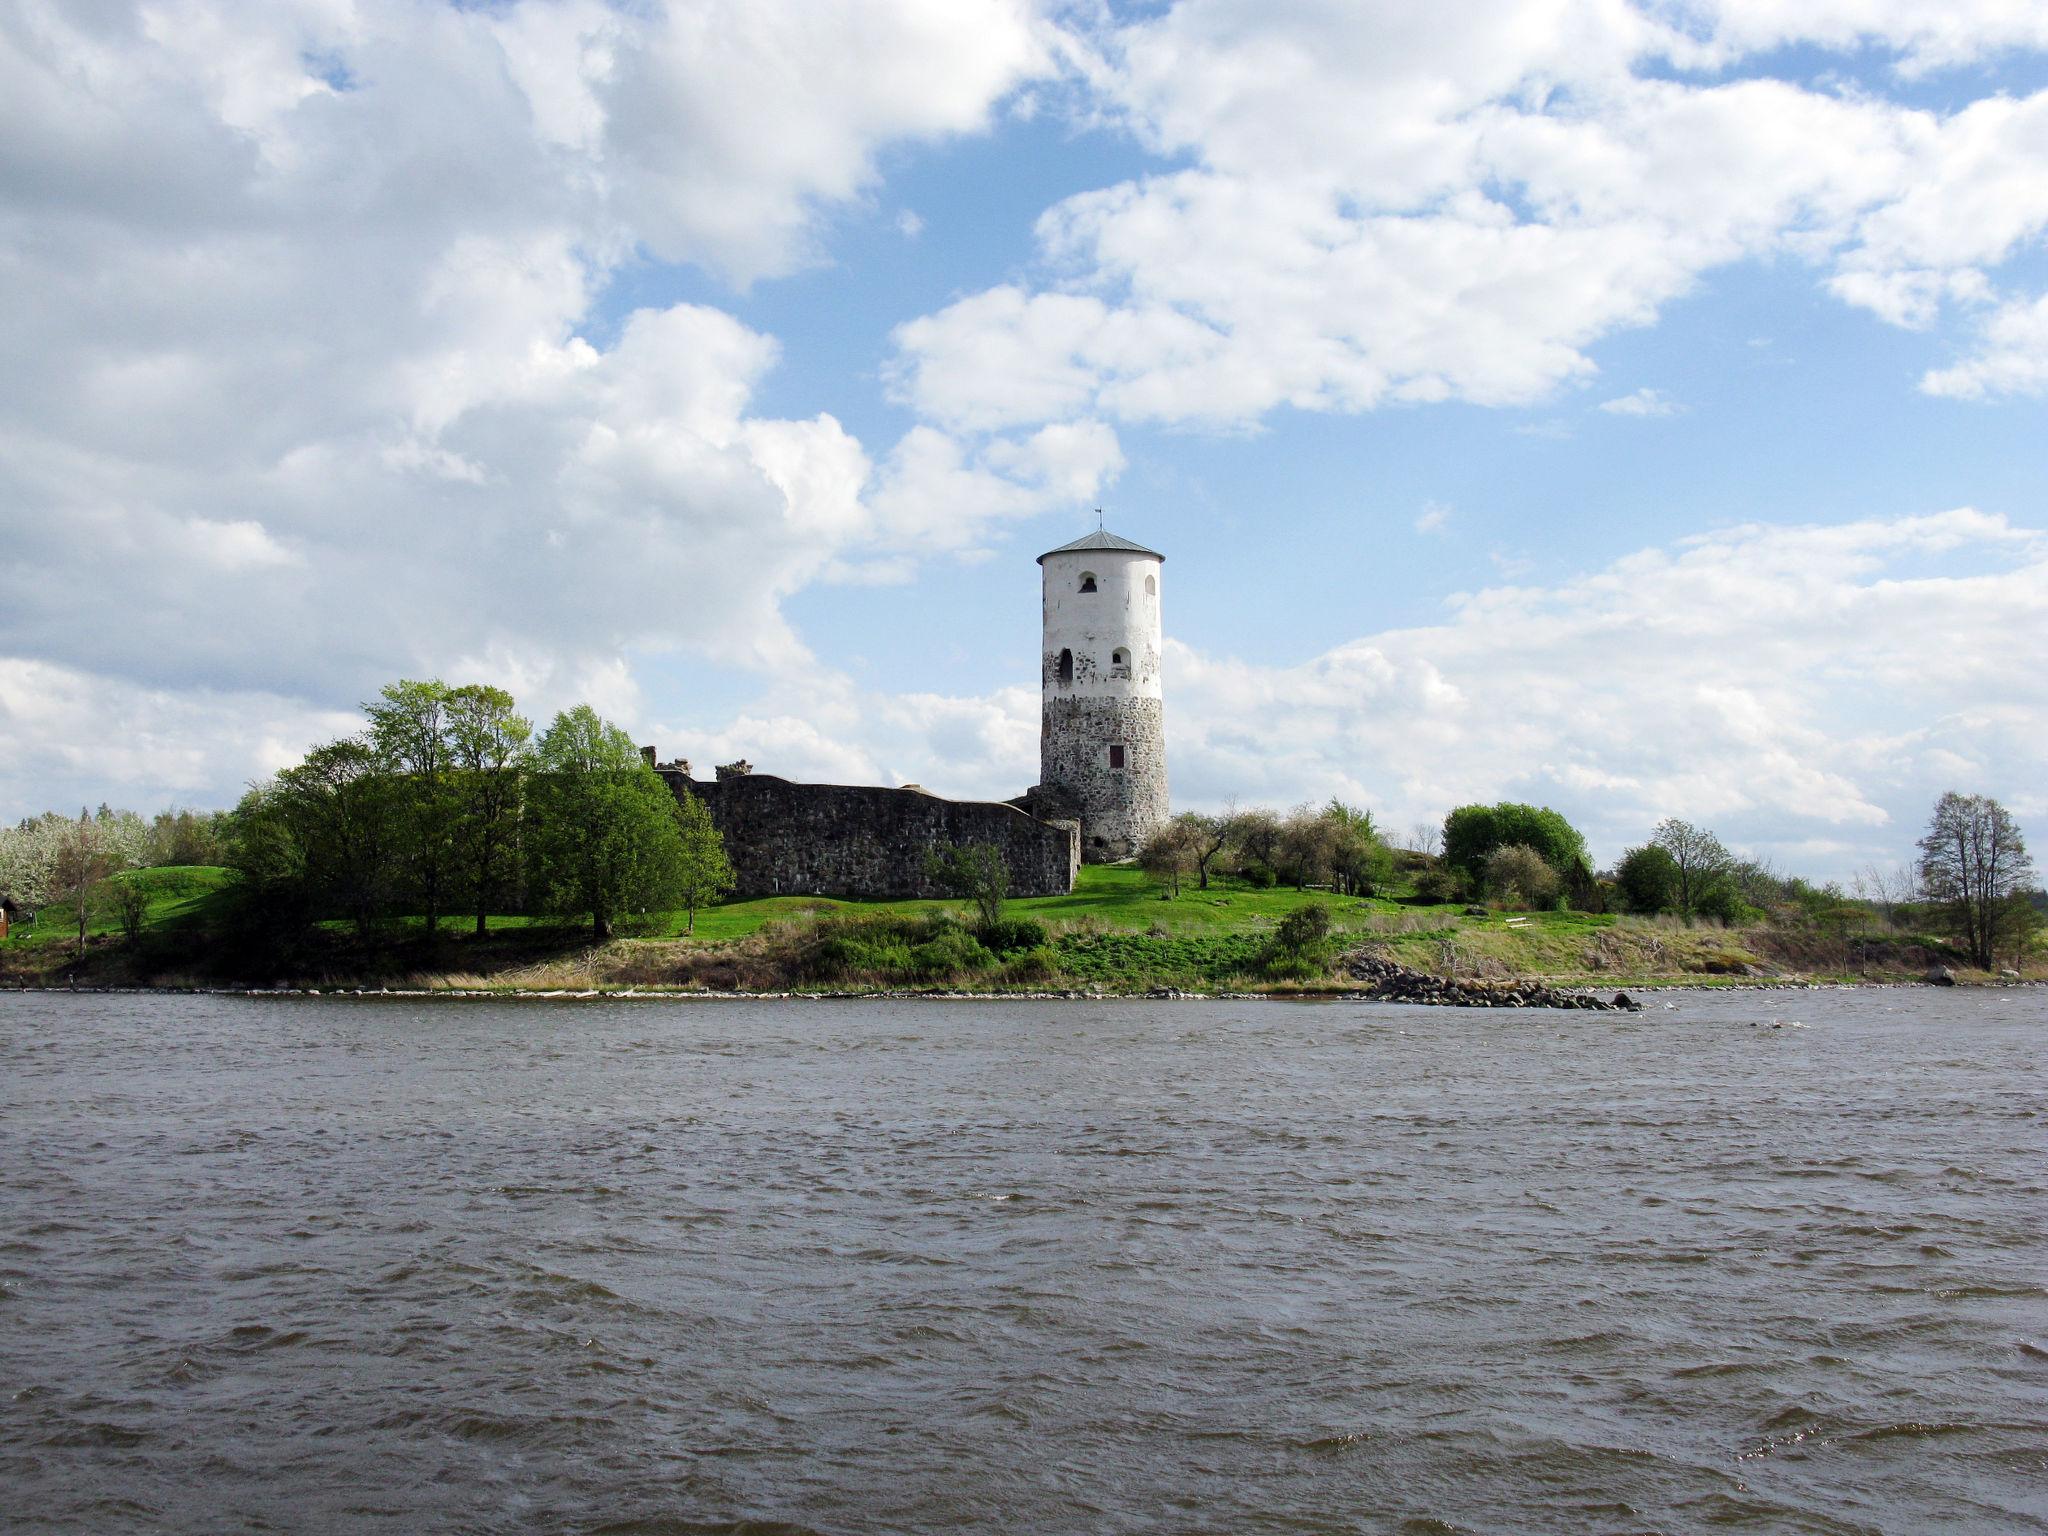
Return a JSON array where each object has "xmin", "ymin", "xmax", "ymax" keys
[{"xmin": 1036, "ymin": 528, "xmax": 1169, "ymax": 861}]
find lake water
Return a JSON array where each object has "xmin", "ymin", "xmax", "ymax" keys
[{"xmin": 1, "ymin": 989, "xmax": 2043, "ymax": 1534}]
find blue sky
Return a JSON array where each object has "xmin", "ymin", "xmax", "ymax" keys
[{"xmin": 2, "ymin": 0, "xmax": 2045, "ymax": 878}]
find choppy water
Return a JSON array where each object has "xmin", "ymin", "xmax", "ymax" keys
[{"xmin": 1, "ymin": 990, "xmax": 2044, "ymax": 1535}]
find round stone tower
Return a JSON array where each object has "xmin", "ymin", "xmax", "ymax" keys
[{"xmin": 1037, "ymin": 528, "xmax": 1169, "ymax": 861}]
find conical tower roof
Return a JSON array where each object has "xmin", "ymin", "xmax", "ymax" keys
[{"xmin": 1036, "ymin": 528, "xmax": 1165, "ymax": 565}]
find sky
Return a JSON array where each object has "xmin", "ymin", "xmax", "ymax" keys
[{"xmin": 2, "ymin": 0, "xmax": 2045, "ymax": 881}]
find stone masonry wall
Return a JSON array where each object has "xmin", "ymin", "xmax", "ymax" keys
[
  {"xmin": 663, "ymin": 772, "xmax": 1079, "ymax": 899},
  {"xmin": 1039, "ymin": 695, "xmax": 1169, "ymax": 861}
]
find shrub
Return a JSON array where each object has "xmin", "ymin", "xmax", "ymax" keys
[
  {"xmin": 1482, "ymin": 844, "xmax": 1560, "ymax": 909},
  {"xmin": 1413, "ymin": 866, "xmax": 1467, "ymax": 904},
  {"xmin": 1260, "ymin": 900, "xmax": 1334, "ymax": 980},
  {"xmin": 979, "ymin": 916, "xmax": 1049, "ymax": 954},
  {"xmin": 904, "ymin": 929, "xmax": 995, "ymax": 981},
  {"xmin": 1442, "ymin": 803, "xmax": 1589, "ymax": 883},
  {"xmin": 1000, "ymin": 945, "xmax": 1063, "ymax": 984},
  {"xmin": 1616, "ymin": 844, "xmax": 1681, "ymax": 914},
  {"xmin": 1236, "ymin": 863, "xmax": 1277, "ymax": 889}
]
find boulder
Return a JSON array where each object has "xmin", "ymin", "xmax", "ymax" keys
[{"xmin": 1925, "ymin": 966, "xmax": 1957, "ymax": 986}]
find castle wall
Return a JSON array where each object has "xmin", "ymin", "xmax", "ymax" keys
[{"xmin": 663, "ymin": 772, "xmax": 1079, "ymax": 899}]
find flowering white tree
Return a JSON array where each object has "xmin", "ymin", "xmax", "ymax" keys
[{"xmin": 0, "ymin": 814, "xmax": 65, "ymax": 912}]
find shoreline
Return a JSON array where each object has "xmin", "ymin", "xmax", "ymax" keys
[{"xmin": 4, "ymin": 978, "xmax": 2041, "ymax": 1003}]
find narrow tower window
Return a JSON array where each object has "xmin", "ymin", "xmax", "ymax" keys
[
  {"xmin": 1058, "ymin": 648, "xmax": 1073, "ymax": 685},
  {"xmin": 1109, "ymin": 745, "xmax": 1126, "ymax": 769},
  {"xmin": 1145, "ymin": 574, "xmax": 1157, "ymax": 596},
  {"xmin": 1078, "ymin": 571, "xmax": 1098, "ymax": 593},
  {"xmin": 1110, "ymin": 647, "xmax": 1131, "ymax": 677}
]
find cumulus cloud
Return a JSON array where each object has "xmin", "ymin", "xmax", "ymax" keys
[
  {"xmin": 1415, "ymin": 502, "xmax": 1453, "ymax": 535},
  {"xmin": 1162, "ymin": 508, "xmax": 2048, "ymax": 874},
  {"xmin": 1921, "ymin": 291, "xmax": 2048, "ymax": 400},
  {"xmin": 0, "ymin": 0, "xmax": 1066, "ymax": 819},
  {"xmin": 889, "ymin": 0, "xmax": 2048, "ymax": 433}
]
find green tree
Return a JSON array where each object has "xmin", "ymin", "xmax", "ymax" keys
[
  {"xmin": 444, "ymin": 683, "xmax": 532, "ymax": 936},
  {"xmin": 926, "ymin": 842, "xmax": 1011, "ymax": 929},
  {"xmin": 1442, "ymin": 803, "xmax": 1588, "ymax": 882},
  {"xmin": 1178, "ymin": 807, "xmax": 1239, "ymax": 891},
  {"xmin": 1322, "ymin": 800, "xmax": 1393, "ymax": 896},
  {"xmin": 1137, "ymin": 820, "xmax": 1201, "ymax": 897},
  {"xmin": 268, "ymin": 740, "xmax": 402, "ymax": 940},
  {"xmin": 1918, "ymin": 792, "xmax": 2035, "ymax": 970},
  {"xmin": 672, "ymin": 790, "xmax": 734, "ymax": 935},
  {"xmin": 1651, "ymin": 818, "xmax": 1734, "ymax": 918},
  {"xmin": 526, "ymin": 706, "xmax": 691, "ymax": 942},
  {"xmin": 49, "ymin": 810, "xmax": 134, "ymax": 955},
  {"xmin": 1482, "ymin": 843, "xmax": 1560, "ymax": 908},
  {"xmin": 1615, "ymin": 843, "xmax": 1680, "ymax": 914},
  {"xmin": 366, "ymin": 679, "xmax": 457, "ymax": 932}
]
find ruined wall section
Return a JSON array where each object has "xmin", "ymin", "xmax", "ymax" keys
[{"xmin": 663, "ymin": 772, "xmax": 1078, "ymax": 899}]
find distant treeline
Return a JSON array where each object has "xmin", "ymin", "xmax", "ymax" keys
[
  {"xmin": 1137, "ymin": 793, "xmax": 2041, "ymax": 970},
  {"xmin": 0, "ymin": 680, "xmax": 733, "ymax": 951}
]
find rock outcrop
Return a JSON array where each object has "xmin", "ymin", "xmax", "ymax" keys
[{"xmin": 1338, "ymin": 948, "xmax": 1640, "ymax": 1011}]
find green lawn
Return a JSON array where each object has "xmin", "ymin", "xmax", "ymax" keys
[
  {"xmin": 2, "ymin": 865, "xmax": 240, "ymax": 947},
  {"xmin": 650, "ymin": 863, "xmax": 1405, "ymax": 942},
  {"xmin": 0, "ymin": 859, "xmax": 1616, "ymax": 958}
]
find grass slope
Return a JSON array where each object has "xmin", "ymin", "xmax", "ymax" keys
[{"xmin": 3, "ymin": 862, "xmax": 2025, "ymax": 992}]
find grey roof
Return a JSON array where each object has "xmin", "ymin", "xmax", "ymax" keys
[{"xmin": 1036, "ymin": 528, "xmax": 1165, "ymax": 564}]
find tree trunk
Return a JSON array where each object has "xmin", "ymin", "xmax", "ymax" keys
[
  {"xmin": 593, "ymin": 910, "xmax": 611, "ymax": 943},
  {"xmin": 474, "ymin": 908, "xmax": 487, "ymax": 938}
]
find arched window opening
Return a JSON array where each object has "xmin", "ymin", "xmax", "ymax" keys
[
  {"xmin": 1145, "ymin": 574, "xmax": 1157, "ymax": 596},
  {"xmin": 1108, "ymin": 744, "xmax": 1126, "ymax": 769},
  {"xmin": 1057, "ymin": 648, "xmax": 1074, "ymax": 685},
  {"xmin": 1110, "ymin": 647, "xmax": 1131, "ymax": 678},
  {"xmin": 1078, "ymin": 571, "xmax": 1098, "ymax": 593}
]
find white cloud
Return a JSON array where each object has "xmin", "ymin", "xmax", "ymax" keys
[
  {"xmin": 889, "ymin": 1, "xmax": 2048, "ymax": 434},
  {"xmin": 896, "ymin": 208, "xmax": 925, "ymax": 239},
  {"xmin": 0, "ymin": 0, "xmax": 1064, "ymax": 822},
  {"xmin": 1921, "ymin": 291, "xmax": 2048, "ymax": 400},
  {"xmin": 1599, "ymin": 387, "xmax": 1683, "ymax": 417},
  {"xmin": 1415, "ymin": 501, "xmax": 1452, "ymax": 535},
  {"xmin": 1161, "ymin": 508, "xmax": 2048, "ymax": 874}
]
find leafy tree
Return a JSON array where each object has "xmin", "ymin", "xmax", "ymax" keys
[
  {"xmin": 1615, "ymin": 843, "xmax": 1680, "ymax": 914},
  {"xmin": 264, "ymin": 740, "xmax": 403, "ymax": 939},
  {"xmin": 1482, "ymin": 843, "xmax": 1559, "ymax": 908},
  {"xmin": 49, "ymin": 811, "xmax": 135, "ymax": 954},
  {"xmin": 925, "ymin": 842, "xmax": 1011, "ymax": 929},
  {"xmin": 526, "ymin": 707, "xmax": 692, "ymax": 942},
  {"xmin": 1177, "ymin": 807, "xmax": 1239, "ymax": 891},
  {"xmin": 146, "ymin": 808, "xmax": 230, "ymax": 868},
  {"xmin": 670, "ymin": 792, "xmax": 734, "ymax": 935},
  {"xmin": 1138, "ymin": 820, "xmax": 1201, "ymax": 897},
  {"xmin": 111, "ymin": 874, "xmax": 152, "ymax": 942},
  {"xmin": 1229, "ymin": 808, "xmax": 1284, "ymax": 882},
  {"xmin": 1442, "ymin": 803, "xmax": 1588, "ymax": 882},
  {"xmin": 1651, "ymin": 818, "xmax": 1734, "ymax": 918},
  {"xmin": 366, "ymin": 679, "xmax": 457, "ymax": 932},
  {"xmin": 1918, "ymin": 792, "xmax": 2035, "ymax": 969},
  {"xmin": 1321, "ymin": 800, "xmax": 1393, "ymax": 896},
  {"xmin": 444, "ymin": 683, "xmax": 532, "ymax": 936}
]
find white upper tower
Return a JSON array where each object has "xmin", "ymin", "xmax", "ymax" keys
[{"xmin": 1036, "ymin": 528, "xmax": 1169, "ymax": 861}]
